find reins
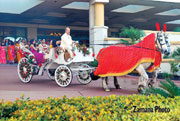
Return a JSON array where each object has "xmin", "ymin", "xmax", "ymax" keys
[{"xmin": 87, "ymin": 43, "xmax": 160, "ymax": 52}]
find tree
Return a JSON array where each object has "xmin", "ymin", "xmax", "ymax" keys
[
  {"xmin": 144, "ymin": 79, "xmax": 180, "ymax": 98},
  {"xmin": 120, "ymin": 26, "xmax": 144, "ymax": 44}
]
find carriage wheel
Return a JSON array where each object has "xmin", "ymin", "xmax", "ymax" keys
[
  {"xmin": 55, "ymin": 65, "xmax": 73, "ymax": 87},
  {"xmin": 77, "ymin": 64, "xmax": 92, "ymax": 85},
  {"xmin": 17, "ymin": 57, "xmax": 33, "ymax": 83},
  {"xmin": 46, "ymin": 69, "xmax": 55, "ymax": 80}
]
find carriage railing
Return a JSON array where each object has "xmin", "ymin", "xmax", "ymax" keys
[{"xmin": 19, "ymin": 42, "xmax": 33, "ymax": 56}]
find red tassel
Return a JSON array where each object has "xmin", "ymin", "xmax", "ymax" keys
[
  {"xmin": 55, "ymin": 54, "xmax": 58, "ymax": 58},
  {"xmin": 156, "ymin": 23, "xmax": 160, "ymax": 31},
  {"xmin": 73, "ymin": 52, "xmax": 76, "ymax": 56},
  {"xmin": 92, "ymin": 53, "xmax": 95, "ymax": 57},
  {"xmin": 163, "ymin": 24, "xmax": 167, "ymax": 32},
  {"xmin": 38, "ymin": 63, "xmax": 42, "ymax": 67}
]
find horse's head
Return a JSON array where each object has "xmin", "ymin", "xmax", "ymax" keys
[{"xmin": 155, "ymin": 23, "xmax": 171, "ymax": 56}]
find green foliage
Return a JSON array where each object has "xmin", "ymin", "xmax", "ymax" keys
[
  {"xmin": 170, "ymin": 62, "xmax": 179, "ymax": 75},
  {"xmin": 163, "ymin": 47, "xmax": 180, "ymax": 75},
  {"xmin": 120, "ymin": 39, "xmax": 131, "ymax": 45},
  {"xmin": 164, "ymin": 47, "xmax": 180, "ymax": 60},
  {"xmin": 163, "ymin": 55, "xmax": 170, "ymax": 59},
  {"xmin": 161, "ymin": 72, "xmax": 173, "ymax": 79},
  {"xmin": 88, "ymin": 59, "xmax": 98, "ymax": 67},
  {"xmin": 120, "ymin": 26, "xmax": 144, "ymax": 44},
  {"xmin": 1, "ymin": 95, "xmax": 180, "ymax": 120},
  {"xmin": 145, "ymin": 79, "xmax": 180, "ymax": 98},
  {"xmin": 171, "ymin": 47, "xmax": 180, "ymax": 58},
  {"xmin": 173, "ymin": 27, "xmax": 180, "ymax": 32}
]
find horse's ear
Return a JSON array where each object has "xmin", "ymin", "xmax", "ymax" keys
[
  {"xmin": 163, "ymin": 24, "xmax": 167, "ymax": 32},
  {"xmin": 156, "ymin": 23, "xmax": 160, "ymax": 31}
]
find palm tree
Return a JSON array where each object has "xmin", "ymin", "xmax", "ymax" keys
[{"xmin": 144, "ymin": 79, "xmax": 180, "ymax": 98}]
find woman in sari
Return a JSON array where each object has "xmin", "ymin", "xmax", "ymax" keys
[
  {"xmin": 8, "ymin": 41, "xmax": 16, "ymax": 64},
  {"xmin": 1, "ymin": 41, "xmax": 7, "ymax": 64},
  {"xmin": 30, "ymin": 39, "xmax": 45, "ymax": 65},
  {"xmin": 5, "ymin": 39, "xmax": 9, "ymax": 63},
  {"xmin": 0, "ymin": 41, "xmax": 2, "ymax": 64},
  {"xmin": 16, "ymin": 40, "xmax": 23, "ymax": 62}
]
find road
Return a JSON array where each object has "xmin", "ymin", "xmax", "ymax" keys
[{"xmin": 0, "ymin": 64, "xmax": 179, "ymax": 101}]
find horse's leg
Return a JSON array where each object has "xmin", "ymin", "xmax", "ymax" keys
[
  {"xmin": 148, "ymin": 70, "xmax": 158, "ymax": 87},
  {"xmin": 136, "ymin": 64, "xmax": 149, "ymax": 93},
  {"xmin": 102, "ymin": 77, "xmax": 110, "ymax": 92},
  {"xmin": 114, "ymin": 76, "xmax": 121, "ymax": 89}
]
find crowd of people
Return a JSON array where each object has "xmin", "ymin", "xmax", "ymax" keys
[
  {"xmin": 0, "ymin": 27, "xmax": 78, "ymax": 65},
  {"xmin": 0, "ymin": 38, "xmax": 52, "ymax": 64}
]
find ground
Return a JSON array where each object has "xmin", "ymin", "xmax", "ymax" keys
[{"xmin": 0, "ymin": 65, "xmax": 180, "ymax": 101}]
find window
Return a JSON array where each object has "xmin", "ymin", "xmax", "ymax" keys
[
  {"xmin": 0, "ymin": 27, "xmax": 3, "ymax": 36},
  {"xmin": 3, "ymin": 27, "xmax": 16, "ymax": 37},
  {"xmin": 16, "ymin": 28, "xmax": 26, "ymax": 37},
  {"xmin": 0, "ymin": 26, "xmax": 27, "ymax": 41}
]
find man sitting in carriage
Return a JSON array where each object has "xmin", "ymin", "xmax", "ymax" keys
[{"xmin": 59, "ymin": 27, "xmax": 76, "ymax": 60}]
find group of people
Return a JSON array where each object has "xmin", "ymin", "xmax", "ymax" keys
[
  {"xmin": 0, "ymin": 27, "xmax": 76, "ymax": 65},
  {"xmin": 0, "ymin": 38, "xmax": 49, "ymax": 64}
]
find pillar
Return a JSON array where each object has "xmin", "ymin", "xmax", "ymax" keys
[
  {"xmin": 27, "ymin": 27, "xmax": 37, "ymax": 40},
  {"xmin": 94, "ymin": 3, "xmax": 104, "ymax": 26},
  {"xmin": 89, "ymin": 0, "xmax": 109, "ymax": 57}
]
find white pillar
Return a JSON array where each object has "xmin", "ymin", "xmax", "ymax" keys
[
  {"xmin": 27, "ymin": 27, "xmax": 37, "ymax": 40},
  {"xmin": 89, "ymin": 0, "xmax": 109, "ymax": 57}
]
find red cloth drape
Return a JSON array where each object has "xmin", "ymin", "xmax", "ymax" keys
[{"xmin": 94, "ymin": 33, "xmax": 161, "ymax": 77}]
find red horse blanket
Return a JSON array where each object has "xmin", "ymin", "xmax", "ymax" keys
[{"xmin": 94, "ymin": 33, "xmax": 162, "ymax": 77}]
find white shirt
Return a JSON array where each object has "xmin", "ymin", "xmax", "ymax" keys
[
  {"xmin": 39, "ymin": 44, "xmax": 48, "ymax": 53},
  {"xmin": 61, "ymin": 33, "xmax": 73, "ymax": 48}
]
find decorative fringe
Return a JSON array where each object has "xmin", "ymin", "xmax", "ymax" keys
[
  {"xmin": 163, "ymin": 24, "xmax": 167, "ymax": 32},
  {"xmin": 156, "ymin": 23, "xmax": 160, "ymax": 31}
]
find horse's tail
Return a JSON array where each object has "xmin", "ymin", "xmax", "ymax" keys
[{"xmin": 90, "ymin": 72, "xmax": 100, "ymax": 80}]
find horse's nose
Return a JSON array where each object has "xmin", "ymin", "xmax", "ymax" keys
[{"xmin": 164, "ymin": 50, "xmax": 170, "ymax": 56}]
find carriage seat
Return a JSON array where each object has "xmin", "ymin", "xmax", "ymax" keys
[{"xmin": 56, "ymin": 47, "xmax": 72, "ymax": 62}]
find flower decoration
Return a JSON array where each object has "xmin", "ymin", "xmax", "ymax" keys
[{"xmin": 0, "ymin": 95, "xmax": 180, "ymax": 120}]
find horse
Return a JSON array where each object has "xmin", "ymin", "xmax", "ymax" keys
[{"xmin": 91, "ymin": 24, "xmax": 171, "ymax": 93}]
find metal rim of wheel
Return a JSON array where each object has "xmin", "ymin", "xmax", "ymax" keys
[
  {"xmin": 17, "ymin": 57, "xmax": 33, "ymax": 83},
  {"xmin": 77, "ymin": 64, "xmax": 92, "ymax": 85},
  {"xmin": 55, "ymin": 65, "xmax": 73, "ymax": 87},
  {"xmin": 46, "ymin": 69, "xmax": 55, "ymax": 80}
]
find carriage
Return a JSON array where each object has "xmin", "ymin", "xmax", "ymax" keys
[{"xmin": 17, "ymin": 42, "xmax": 95, "ymax": 87}]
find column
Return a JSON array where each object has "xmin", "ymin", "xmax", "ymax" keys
[{"xmin": 89, "ymin": 0, "xmax": 109, "ymax": 57}]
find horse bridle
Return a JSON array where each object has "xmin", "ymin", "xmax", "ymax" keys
[{"xmin": 155, "ymin": 32, "xmax": 169, "ymax": 52}]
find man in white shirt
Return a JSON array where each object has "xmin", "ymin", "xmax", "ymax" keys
[{"xmin": 60, "ymin": 27, "xmax": 74, "ymax": 59}]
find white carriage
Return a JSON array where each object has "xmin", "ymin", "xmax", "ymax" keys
[{"xmin": 17, "ymin": 42, "xmax": 95, "ymax": 87}]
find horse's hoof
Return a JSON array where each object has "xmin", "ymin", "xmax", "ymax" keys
[
  {"xmin": 148, "ymin": 81, "xmax": 155, "ymax": 88},
  {"xmin": 115, "ymin": 85, "xmax": 122, "ymax": 89},
  {"xmin": 148, "ymin": 83, "xmax": 153, "ymax": 88},
  {"xmin": 105, "ymin": 88, "xmax": 110, "ymax": 92},
  {"xmin": 137, "ymin": 85, "xmax": 145, "ymax": 93}
]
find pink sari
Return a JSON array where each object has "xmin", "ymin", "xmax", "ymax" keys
[
  {"xmin": 0, "ymin": 46, "xmax": 7, "ymax": 64},
  {"xmin": 0, "ymin": 46, "xmax": 2, "ymax": 64}
]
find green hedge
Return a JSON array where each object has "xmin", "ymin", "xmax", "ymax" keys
[{"xmin": 0, "ymin": 94, "xmax": 180, "ymax": 121}]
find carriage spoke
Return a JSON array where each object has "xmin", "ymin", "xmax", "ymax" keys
[
  {"xmin": 18, "ymin": 58, "xmax": 33, "ymax": 83},
  {"xmin": 77, "ymin": 64, "xmax": 92, "ymax": 85},
  {"xmin": 55, "ymin": 65, "xmax": 72, "ymax": 87}
]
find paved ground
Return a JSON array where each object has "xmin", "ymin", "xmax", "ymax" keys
[{"xmin": 0, "ymin": 64, "xmax": 180, "ymax": 101}]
